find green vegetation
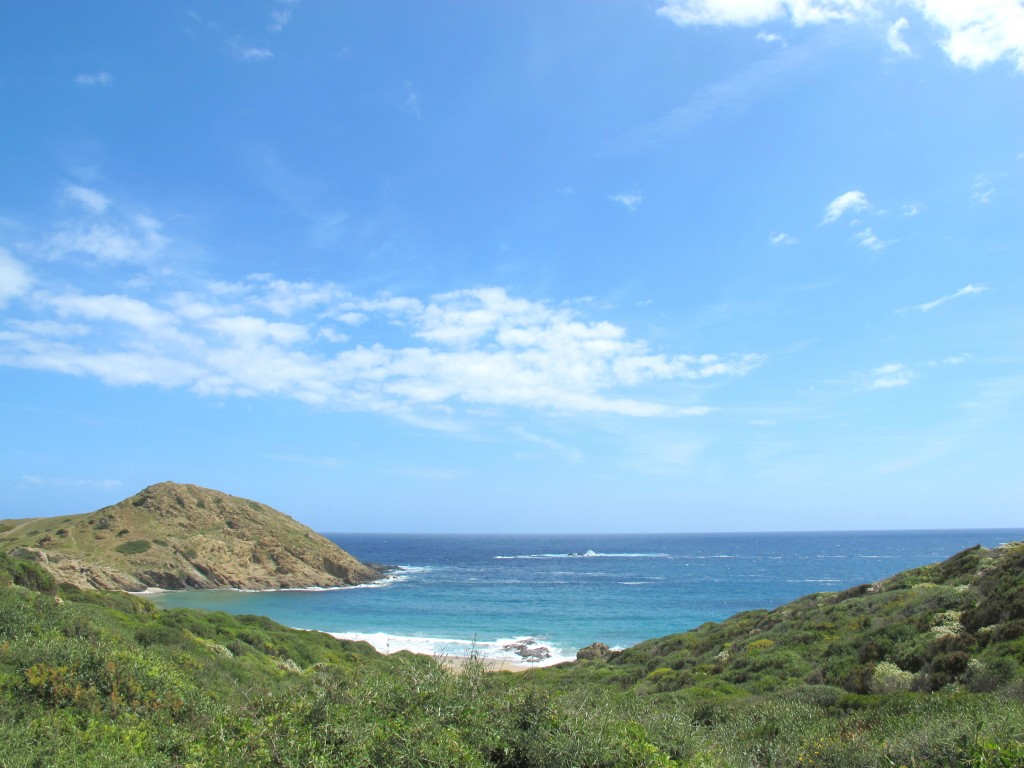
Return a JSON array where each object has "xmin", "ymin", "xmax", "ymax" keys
[
  {"xmin": 2, "ymin": 544, "xmax": 1023, "ymax": 766},
  {"xmin": 115, "ymin": 540, "xmax": 153, "ymax": 555}
]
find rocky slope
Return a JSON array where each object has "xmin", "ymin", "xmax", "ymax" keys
[{"xmin": 0, "ymin": 482, "xmax": 383, "ymax": 591}]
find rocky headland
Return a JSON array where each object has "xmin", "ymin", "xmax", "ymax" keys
[{"xmin": 0, "ymin": 482, "xmax": 383, "ymax": 591}]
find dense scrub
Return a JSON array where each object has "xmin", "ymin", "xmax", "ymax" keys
[{"xmin": 2, "ymin": 545, "xmax": 1024, "ymax": 766}]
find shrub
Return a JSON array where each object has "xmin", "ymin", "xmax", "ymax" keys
[
  {"xmin": 115, "ymin": 540, "xmax": 152, "ymax": 555},
  {"xmin": 872, "ymin": 661, "xmax": 914, "ymax": 693}
]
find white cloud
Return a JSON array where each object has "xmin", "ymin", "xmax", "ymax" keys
[
  {"xmin": 973, "ymin": 175, "xmax": 996, "ymax": 203},
  {"xmin": 899, "ymin": 283, "xmax": 986, "ymax": 312},
  {"xmin": 46, "ymin": 293, "xmax": 180, "ymax": 335},
  {"xmin": 901, "ymin": 203, "xmax": 923, "ymax": 216},
  {"xmin": 233, "ymin": 44, "xmax": 274, "ymax": 61},
  {"xmin": 770, "ymin": 232, "xmax": 799, "ymax": 245},
  {"xmin": 0, "ymin": 277, "xmax": 764, "ymax": 420},
  {"xmin": 940, "ymin": 353, "xmax": 970, "ymax": 365},
  {"xmin": 887, "ymin": 17, "xmax": 912, "ymax": 54},
  {"xmin": 912, "ymin": 0, "xmax": 1024, "ymax": 71},
  {"xmin": 658, "ymin": 0, "xmax": 1024, "ymax": 70},
  {"xmin": 855, "ymin": 226, "xmax": 888, "ymax": 250},
  {"xmin": 757, "ymin": 31, "xmax": 783, "ymax": 42},
  {"xmin": 823, "ymin": 190, "xmax": 869, "ymax": 223},
  {"xmin": 41, "ymin": 190, "xmax": 169, "ymax": 264},
  {"xmin": 64, "ymin": 184, "xmax": 111, "ymax": 214},
  {"xmin": 658, "ymin": 0, "xmax": 873, "ymax": 28},
  {"xmin": 869, "ymin": 363, "xmax": 914, "ymax": 389},
  {"xmin": 74, "ymin": 72, "xmax": 111, "ymax": 86},
  {"xmin": 610, "ymin": 192, "xmax": 643, "ymax": 211},
  {"xmin": 44, "ymin": 221, "xmax": 168, "ymax": 263},
  {"xmin": 0, "ymin": 249, "xmax": 33, "ymax": 307}
]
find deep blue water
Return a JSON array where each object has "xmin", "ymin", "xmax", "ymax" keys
[{"xmin": 150, "ymin": 529, "xmax": 1022, "ymax": 664}]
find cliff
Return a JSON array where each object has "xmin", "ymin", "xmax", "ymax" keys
[{"xmin": 0, "ymin": 482, "xmax": 382, "ymax": 591}]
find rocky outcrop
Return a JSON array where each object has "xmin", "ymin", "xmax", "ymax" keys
[
  {"xmin": 10, "ymin": 547, "xmax": 146, "ymax": 592},
  {"xmin": 1, "ymin": 482, "xmax": 384, "ymax": 592},
  {"xmin": 576, "ymin": 642, "xmax": 613, "ymax": 661},
  {"xmin": 503, "ymin": 638, "xmax": 552, "ymax": 662}
]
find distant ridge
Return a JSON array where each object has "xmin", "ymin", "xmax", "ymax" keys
[{"xmin": 0, "ymin": 482, "xmax": 383, "ymax": 591}]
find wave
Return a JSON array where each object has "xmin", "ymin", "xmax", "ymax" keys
[
  {"xmin": 323, "ymin": 631, "xmax": 574, "ymax": 667},
  {"xmin": 495, "ymin": 551, "xmax": 670, "ymax": 560}
]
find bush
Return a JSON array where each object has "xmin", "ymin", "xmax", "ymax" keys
[
  {"xmin": 115, "ymin": 540, "xmax": 152, "ymax": 555},
  {"xmin": 872, "ymin": 661, "xmax": 914, "ymax": 693}
]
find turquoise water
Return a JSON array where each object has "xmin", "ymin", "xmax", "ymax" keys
[{"xmin": 150, "ymin": 529, "xmax": 1022, "ymax": 665}]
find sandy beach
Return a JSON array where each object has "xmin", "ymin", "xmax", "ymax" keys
[{"xmin": 437, "ymin": 654, "xmax": 541, "ymax": 674}]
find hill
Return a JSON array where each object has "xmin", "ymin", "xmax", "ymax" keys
[
  {"xmin": 535, "ymin": 540, "xmax": 1024, "ymax": 699},
  {"xmin": 0, "ymin": 482, "xmax": 382, "ymax": 591}
]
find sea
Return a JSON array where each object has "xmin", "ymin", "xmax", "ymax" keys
[{"xmin": 149, "ymin": 529, "xmax": 1023, "ymax": 666}]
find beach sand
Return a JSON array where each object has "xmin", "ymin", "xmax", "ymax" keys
[{"xmin": 437, "ymin": 654, "xmax": 545, "ymax": 674}]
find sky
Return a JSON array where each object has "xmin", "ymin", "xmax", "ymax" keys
[{"xmin": 1, "ymin": 1, "xmax": 1022, "ymax": 533}]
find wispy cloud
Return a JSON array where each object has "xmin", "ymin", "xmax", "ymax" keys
[
  {"xmin": 403, "ymin": 82, "xmax": 421, "ymax": 117},
  {"xmin": 972, "ymin": 175, "xmax": 995, "ymax": 204},
  {"xmin": 757, "ymin": 31, "xmax": 783, "ymax": 43},
  {"xmin": 823, "ymin": 190, "xmax": 869, "ymax": 224},
  {"xmin": 898, "ymin": 284, "xmax": 986, "ymax": 313},
  {"xmin": 610, "ymin": 192, "xmax": 643, "ymax": 211},
  {"xmin": 231, "ymin": 42, "xmax": 274, "ymax": 61},
  {"xmin": 0, "ymin": 249, "xmax": 33, "ymax": 307},
  {"xmin": 509, "ymin": 427, "xmax": 584, "ymax": 463},
  {"xmin": 770, "ymin": 232, "xmax": 799, "ymax": 245},
  {"xmin": 1, "ymin": 270, "xmax": 764, "ymax": 421},
  {"xmin": 887, "ymin": 17, "xmax": 912, "ymax": 55},
  {"xmin": 268, "ymin": 9, "xmax": 292, "ymax": 32},
  {"xmin": 621, "ymin": 43, "xmax": 813, "ymax": 150},
  {"xmin": 64, "ymin": 184, "xmax": 111, "ymax": 214},
  {"xmin": 855, "ymin": 226, "xmax": 889, "ymax": 251},
  {"xmin": 657, "ymin": 0, "xmax": 866, "ymax": 27},
  {"xmin": 74, "ymin": 71, "xmax": 112, "ymax": 86},
  {"xmin": 869, "ymin": 363, "xmax": 914, "ymax": 389},
  {"xmin": 40, "ymin": 189, "xmax": 168, "ymax": 264}
]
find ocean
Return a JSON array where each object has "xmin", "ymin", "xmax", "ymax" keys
[{"xmin": 149, "ymin": 529, "xmax": 1023, "ymax": 666}]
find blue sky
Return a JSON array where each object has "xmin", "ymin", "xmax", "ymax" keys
[{"xmin": 1, "ymin": 1, "xmax": 1022, "ymax": 533}]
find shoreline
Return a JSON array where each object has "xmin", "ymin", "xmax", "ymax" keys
[{"xmin": 129, "ymin": 567, "xmax": 408, "ymax": 596}]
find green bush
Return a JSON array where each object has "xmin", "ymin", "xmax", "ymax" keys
[{"xmin": 115, "ymin": 540, "xmax": 152, "ymax": 555}]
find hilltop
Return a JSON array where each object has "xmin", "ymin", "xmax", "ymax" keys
[{"xmin": 0, "ymin": 482, "xmax": 383, "ymax": 591}]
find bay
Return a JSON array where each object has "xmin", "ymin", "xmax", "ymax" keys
[{"xmin": 150, "ymin": 529, "xmax": 1023, "ymax": 665}]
